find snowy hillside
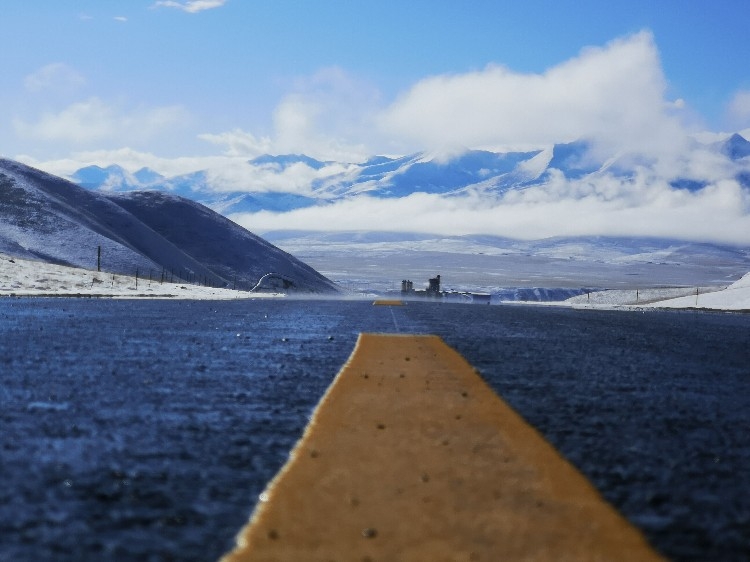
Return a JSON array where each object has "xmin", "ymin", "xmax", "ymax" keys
[
  {"xmin": 562, "ymin": 271, "xmax": 750, "ymax": 311},
  {"xmin": 0, "ymin": 159, "xmax": 339, "ymax": 293},
  {"xmin": 641, "ymin": 271, "xmax": 750, "ymax": 310},
  {"xmin": 106, "ymin": 190, "xmax": 339, "ymax": 293}
]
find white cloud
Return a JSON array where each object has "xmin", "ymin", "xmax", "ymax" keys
[
  {"xmin": 17, "ymin": 149, "xmax": 200, "ymax": 178},
  {"xmin": 269, "ymin": 95, "xmax": 369, "ymax": 162},
  {"xmin": 114, "ymin": 16, "xmax": 128, "ymax": 22},
  {"xmin": 727, "ymin": 90, "xmax": 750, "ymax": 128},
  {"xmin": 197, "ymin": 67, "xmax": 378, "ymax": 163},
  {"xmin": 231, "ymin": 175, "xmax": 750, "ymax": 245},
  {"xmin": 152, "ymin": 0, "xmax": 227, "ymax": 13},
  {"xmin": 13, "ymin": 98, "xmax": 190, "ymax": 145},
  {"xmin": 204, "ymin": 160, "xmax": 352, "ymax": 194},
  {"xmin": 19, "ymin": 147, "xmax": 353, "ymax": 196},
  {"xmin": 198, "ymin": 129, "xmax": 272, "ymax": 157},
  {"xmin": 270, "ymin": 67, "xmax": 378, "ymax": 162},
  {"xmin": 378, "ymin": 31, "xmax": 687, "ymax": 158},
  {"xmin": 24, "ymin": 63, "xmax": 86, "ymax": 94},
  {"xmin": 17, "ymin": 149, "xmax": 239, "ymax": 179},
  {"xmin": 25, "ymin": 142, "xmax": 750, "ymax": 246}
]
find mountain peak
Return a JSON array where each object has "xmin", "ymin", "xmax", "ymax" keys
[
  {"xmin": 721, "ymin": 133, "xmax": 750, "ymax": 160},
  {"xmin": 71, "ymin": 164, "xmax": 131, "ymax": 189},
  {"xmin": 134, "ymin": 167, "xmax": 164, "ymax": 185},
  {"xmin": 249, "ymin": 154, "xmax": 328, "ymax": 170}
]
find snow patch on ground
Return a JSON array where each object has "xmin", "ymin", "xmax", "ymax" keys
[
  {"xmin": 641, "ymin": 272, "xmax": 750, "ymax": 310},
  {"xmin": 564, "ymin": 272, "xmax": 750, "ymax": 311},
  {"xmin": 0, "ymin": 253, "xmax": 283, "ymax": 300}
]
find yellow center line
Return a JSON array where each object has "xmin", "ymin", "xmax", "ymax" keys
[
  {"xmin": 372, "ymin": 299, "xmax": 405, "ymax": 306},
  {"xmin": 221, "ymin": 333, "xmax": 664, "ymax": 562}
]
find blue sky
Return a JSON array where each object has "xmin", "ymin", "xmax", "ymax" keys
[
  {"xmin": 3, "ymin": 1, "xmax": 750, "ymax": 244},
  {"xmin": 3, "ymin": 0, "xmax": 750, "ymax": 172}
]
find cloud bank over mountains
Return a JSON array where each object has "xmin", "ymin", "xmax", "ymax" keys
[
  {"xmin": 8, "ymin": 31, "xmax": 750, "ymax": 244},
  {"xmin": 239, "ymin": 173, "xmax": 750, "ymax": 245},
  {"xmin": 229, "ymin": 145, "xmax": 750, "ymax": 245},
  {"xmin": 69, "ymin": 135, "xmax": 750, "ymax": 246}
]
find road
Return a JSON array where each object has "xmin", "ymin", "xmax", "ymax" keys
[{"xmin": 1, "ymin": 298, "xmax": 748, "ymax": 560}]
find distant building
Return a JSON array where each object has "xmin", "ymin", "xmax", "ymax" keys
[
  {"xmin": 395, "ymin": 274, "xmax": 492, "ymax": 304},
  {"xmin": 398, "ymin": 274, "xmax": 442, "ymax": 299},
  {"xmin": 427, "ymin": 275, "xmax": 441, "ymax": 295}
]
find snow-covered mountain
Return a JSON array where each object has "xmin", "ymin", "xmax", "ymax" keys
[
  {"xmin": 718, "ymin": 133, "xmax": 750, "ymax": 160},
  {"xmin": 0, "ymin": 159, "xmax": 339, "ymax": 293},
  {"xmin": 72, "ymin": 164, "xmax": 166, "ymax": 192},
  {"xmin": 70, "ymin": 134, "xmax": 750, "ymax": 214},
  {"xmin": 58, "ymin": 133, "xmax": 750, "ymax": 293}
]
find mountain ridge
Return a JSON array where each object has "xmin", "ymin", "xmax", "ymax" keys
[{"xmin": 68, "ymin": 134, "xmax": 750, "ymax": 216}]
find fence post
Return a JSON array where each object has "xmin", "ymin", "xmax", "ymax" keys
[{"xmin": 97, "ymin": 246, "xmax": 101, "ymax": 272}]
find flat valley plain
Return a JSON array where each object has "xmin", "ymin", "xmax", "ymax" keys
[{"xmin": 263, "ymin": 231, "xmax": 750, "ymax": 294}]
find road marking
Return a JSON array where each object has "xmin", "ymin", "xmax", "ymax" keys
[
  {"xmin": 372, "ymin": 299, "xmax": 403, "ymax": 331},
  {"xmin": 389, "ymin": 308, "xmax": 401, "ymax": 332},
  {"xmin": 221, "ymin": 333, "xmax": 664, "ymax": 561}
]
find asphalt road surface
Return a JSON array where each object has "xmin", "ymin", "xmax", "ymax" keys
[{"xmin": 1, "ymin": 298, "xmax": 748, "ymax": 561}]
